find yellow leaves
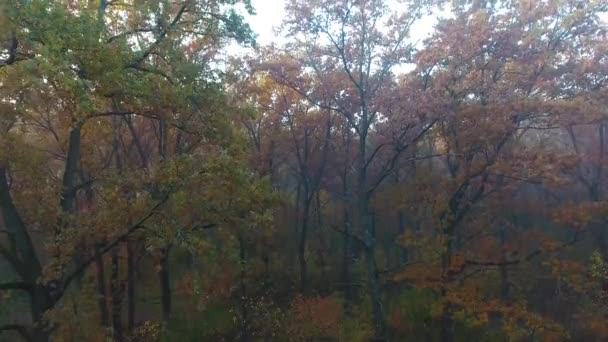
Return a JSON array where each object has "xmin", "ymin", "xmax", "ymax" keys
[{"xmin": 130, "ymin": 321, "xmax": 162, "ymax": 341}]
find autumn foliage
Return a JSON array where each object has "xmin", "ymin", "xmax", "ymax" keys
[{"xmin": 2, "ymin": 0, "xmax": 608, "ymax": 341}]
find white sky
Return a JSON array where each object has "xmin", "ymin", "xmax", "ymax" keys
[
  {"xmin": 249, "ymin": 0, "xmax": 287, "ymax": 46},
  {"xmin": 228, "ymin": 0, "xmax": 439, "ymax": 74},
  {"xmin": 240, "ymin": 0, "xmax": 439, "ymax": 48}
]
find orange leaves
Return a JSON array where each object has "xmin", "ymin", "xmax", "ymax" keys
[
  {"xmin": 393, "ymin": 262, "xmax": 442, "ymax": 291},
  {"xmin": 287, "ymin": 295, "xmax": 342, "ymax": 340},
  {"xmin": 552, "ymin": 202, "xmax": 608, "ymax": 230},
  {"xmin": 575, "ymin": 313, "xmax": 608, "ymax": 340},
  {"xmin": 175, "ymin": 272, "xmax": 195, "ymax": 297}
]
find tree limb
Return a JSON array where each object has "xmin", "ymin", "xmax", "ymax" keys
[
  {"xmin": 60, "ymin": 192, "xmax": 171, "ymax": 294},
  {"xmin": 0, "ymin": 324, "xmax": 30, "ymax": 341},
  {"xmin": 0, "ymin": 282, "xmax": 31, "ymax": 292}
]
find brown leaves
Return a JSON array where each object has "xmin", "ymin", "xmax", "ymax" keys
[{"xmin": 287, "ymin": 295, "xmax": 342, "ymax": 340}]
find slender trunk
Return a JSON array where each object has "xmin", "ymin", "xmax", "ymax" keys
[
  {"xmin": 398, "ymin": 210, "xmax": 408, "ymax": 265},
  {"xmin": 110, "ymin": 248, "xmax": 123, "ymax": 342},
  {"xmin": 315, "ymin": 190, "xmax": 327, "ymax": 284},
  {"xmin": 440, "ymin": 223, "xmax": 455, "ymax": 342},
  {"xmin": 126, "ymin": 240, "xmax": 135, "ymax": 332},
  {"xmin": 362, "ymin": 203, "xmax": 385, "ymax": 339},
  {"xmin": 359, "ymin": 127, "xmax": 385, "ymax": 340},
  {"xmin": 159, "ymin": 246, "xmax": 172, "ymax": 322},
  {"xmin": 299, "ymin": 193, "xmax": 311, "ymax": 292},
  {"xmin": 342, "ymin": 206, "xmax": 352, "ymax": 316},
  {"xmin": 292, "ymin": 181, "xmax": 301, "ymax": 274},
  {"xmin": 238, "ymin": 235, "xmax": 249, "ymax": 341},
  {"xmin": 499, "ymin": 227, "xmax": 510, "ymax": 302},
  {"xmin": 365, "ymin": 241, "xmax": 385, "ymax": 341},
  {"xmin": 341, "ymin": 128, "xmax": 352, "ymax": 315},
  {"xmin": 94, "ymin": 244, "xmax": 110, "ymax": 327}
]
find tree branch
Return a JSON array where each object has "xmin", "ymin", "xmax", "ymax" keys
[
  {"xmin": 0, "ymin": 324, "xmax": 30, "ymax": 341},
  {"xmin": 330, "ymin": 224, "xmax": 368, "ymax": 248},
  {"xmin": 0, "ymin": 282, "xmax": 31, "ymax": 292},
  {"xmin": 60, "ymin": 192, "xmax": 171, "ymax": 294}
]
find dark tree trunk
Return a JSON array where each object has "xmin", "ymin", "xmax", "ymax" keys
[
  {"xmin": 159, "ymin": 246, "xmax": 172, "ymax": 322},
  {"xmin": 110, "ymin": 248, "xmax": 124, "ymax": 342},
  {"xmin": 342, "ymin": 206, "xmax": 352, "ymax": 316},
  {"xmin": 440, "ymin": 223, "xmax": 455, "ymax": 342},
  {"xmin": 126, "ymin": 240, "xmax": 135, "ymax": 332},
  {"xmin": 30, "ymin": 285, "xmax": 53, "ymax": 342},
  {"xmin": 238, "ymin": 235, "xmax": 249, "ymax": 341},
  {"xmin": 94, "ymin": 244, "xmax": 110, "ymax": 327},
  {"xmin": 398, "ymin": 210, "xmax": 408, "ymax": 265},
  {"xmin": 315, "ymin": 190, "xmax": 327, "ymax": 284},
  {"xmin": 499, "ymin": 227, "xmax": 510, "ymax": 302},
  {"xmin": 299, "ymin": 185, "xmax": 311, "ymax": 292}
]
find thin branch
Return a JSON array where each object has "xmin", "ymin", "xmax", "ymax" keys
[
  {"xmin": 60, "ymin": 192, "xmax": 171, "ymax": 294},
  {"xmin": 0, "ymin": 282, "xmax": 31, "ymax": 292},
  {"xmin": 329, "ymin": 224, "xmax": 368, "ymax": 248}
]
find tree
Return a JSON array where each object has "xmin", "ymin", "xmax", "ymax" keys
[
  {"xmin": 0, "ymin": 0, "xmax": 260, "ymax": 340},
  {"xmin": 263, "ymin": 1, "xmax": 435, "ymax": 338}
]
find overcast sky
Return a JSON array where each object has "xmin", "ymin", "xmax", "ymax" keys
[
  {"xmin": 249, "ymin": 0, "xmax": 286, "ymax": 45},
  {"xmin": 244, "ymin": 0, "xmax": 439, "ymax": 47}
]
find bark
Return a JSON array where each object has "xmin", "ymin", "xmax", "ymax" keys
[
  {"xmin": 440, "ymin": 220, "xmax": 456, "ymax": 342},
  {"xmin": 110, "ymin": 248, "xmax": 124, "ymax": 342},
  {"xmin": 126, "ymin": 239, "xmax": 135, "ymax": 332},
  {"xmin": 299, "ymin": 192, "xmax": 311, "ymax": 292},
  {"xmin": 358, "ymin": 116, "xmax": 386, "ymax": 339},
  {"xmin": 341, "ymin": 127, "xmax": 353, "ymax": 316},
  {"xmin": 238, "ymin": 235, "xmax": 249, "ymax": 341},
  {"xmin": 342, "ymin": 206, "xmax": 352, "ymax": 316},
  {"xmin": 291, "ymin": 181, "xmax": 301, "ymax": 274},
  {"xmin": 29, "ymin": 285, "xmax": 52, "ymax": 342},
  {"xmin": 315, "ymin": 190, "xmax": 327, "ymax": 284},
  {"xmin": 159, "ymin": 246, "xmax": 172, "ymax": 322},
  {"xmin": 499, "ymin": 227, "xmax": 510, "ymax": 302},
  {"xmin": 59, "ymin": 125, "xmax": 82, "ymax": 214},
  {"xmin": 397, "ymin": 210, "xmax": 408, "ymax": 264},
  {"xmin": 0, "ymin": 168, "xmax": 52, "ymax": 342},
  {"xmin": 94, "ymin": 244, "xmax": 110, "ymax": 327}
]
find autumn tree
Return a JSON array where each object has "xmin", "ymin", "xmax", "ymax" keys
[{"xmin": 0, "ymin": 0, "xmax": 266, "ymax": 341}]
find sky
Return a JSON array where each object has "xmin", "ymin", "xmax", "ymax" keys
[
  {"xmin": 249, "ymin": 0, "xmax": 286, "ymax": 46},
  {"xmin": 242, "ymin": 0, "xmax": 439, "ymax": 47}
]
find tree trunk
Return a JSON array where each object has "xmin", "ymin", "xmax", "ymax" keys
[
  {"xmin": 397, "ymin": 210, "xmax": 408, "ymax": 265},
  {"xmin": 292, "ymin": 181, "xmax": 301, "ymax": 275},
  {"xmin": 159, "ymin": 246, "xmax": 172, "ymax": 323},
  {"xmin": 94, "ymin": 244, "xmax": 110, "ymax": 327},
  {"xmin": 342, "ymin": 206, "xmax": 352, "ymax": 316},
  {"xmin": 110, "ymin": 248, "xmax": 124, "ymax": 342},
  {"xmin": 440, "ymin": 223, "xmax": 455, "ymax": 342},
  {"xmin": 299, "ymin": 194, "xmax": 311, "ymax": 292},
  {"xmin": 499, "ymin": 227, "xmax": 510, "ymax": 302},
  {"xmin": 238, "ymin": 235, "xmax": 249, "ymax": 341},
  {"xmin": 358, "ymin": 122, "xmax": 386, "ymax": 339},
  {"xmin": 126, "ymin": 240, "xmax": 135, "ymax": 332},
  {"xmin": 365, "ymin": 210, "xmax": 385, "ymax": 341},
  {"xmin": 315, "ymin": 191, "xmax": 327, "ymax": 285},
  {"xmin": 30, "ymin": 285, "xmax": 52, "ymax": 342}
]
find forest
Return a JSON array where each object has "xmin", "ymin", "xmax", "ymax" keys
[{"xmin": 1, "ymin": 0, "xmax": 608, "ymax": 341}]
